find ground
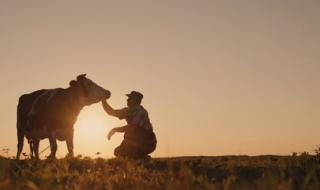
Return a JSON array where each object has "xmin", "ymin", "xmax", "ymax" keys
[{"xmin": 0, "ymin": 153, "xmax": 320, "ymax": 190}]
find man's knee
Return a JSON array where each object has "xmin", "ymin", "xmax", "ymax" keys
[{"xmin": 114, "ymin": 146, "xmax": 123, "ymax": 157}]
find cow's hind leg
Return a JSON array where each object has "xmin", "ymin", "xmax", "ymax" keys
[{"xmin": 16, "ymin": 128, "xmax": 24, "ymax": 160}]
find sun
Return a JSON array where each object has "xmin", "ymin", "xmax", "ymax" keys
[
  {"xmin": 73, "ymin": 104, "xmax": 122, "ymax": 158},
  {"xmin": 75, "ymin": 109, "xmax": 108, "ymax": 140}
]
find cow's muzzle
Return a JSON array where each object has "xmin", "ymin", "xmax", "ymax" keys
[{"xmin": 104, "ymin": 90, "xmax": 111, "ymax": 99}]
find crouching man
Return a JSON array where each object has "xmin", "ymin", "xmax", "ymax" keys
[{"xmin": 102, "ymin": 91, "xmax": 157, "ymax": 159}]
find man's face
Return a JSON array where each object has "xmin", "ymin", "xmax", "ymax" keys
[{"xmin": 127, "ymin": 97, "xmax": 138, "ymax": 108}]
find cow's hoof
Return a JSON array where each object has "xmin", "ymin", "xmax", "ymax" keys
[
  {"xmin": 46, "ymin": 155, "xmax": 56, "ymax": 160},
  {"xmin": 30, "ymin": 156, "xmax": 40, "ymax": 160},
  {"xmin": 65, "ymin": 153, "xmax": 74, "ymax": 159}
]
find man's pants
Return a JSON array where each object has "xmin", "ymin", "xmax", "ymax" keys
[{"xmin": 114, "ymin": 129, "xmax": 157, "ymax": 159}]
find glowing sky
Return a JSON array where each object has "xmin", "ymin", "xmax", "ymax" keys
[{"xmin": 0, "ymin": 1, "xmax": 319, "ymax": 158}]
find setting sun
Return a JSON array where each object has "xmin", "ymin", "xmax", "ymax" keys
[
  {"xmin": 75, "ymin": 107, "xmax": 108, "ymax": 140},
  {"xmin": 73, "ymin": 104, "xmax": 125, "ymax": 158}
]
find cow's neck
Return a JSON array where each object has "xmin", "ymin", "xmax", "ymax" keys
[{"xmin": 65, "ymin": 87, "xmax": 86, "ymax": 115}]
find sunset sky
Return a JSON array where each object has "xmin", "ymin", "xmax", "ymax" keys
[{"xmin": 0, "ymin": 1, "xmax": 319, "ymax": 158}]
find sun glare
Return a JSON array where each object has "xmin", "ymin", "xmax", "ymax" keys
[{"xmin": 73, "ymin": 104, "xmax": 122, "ymax": 158}]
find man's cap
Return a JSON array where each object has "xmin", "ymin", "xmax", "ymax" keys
[{"xmin": 126, "ymin": 91, "xmax": 143, "ymax": 101}]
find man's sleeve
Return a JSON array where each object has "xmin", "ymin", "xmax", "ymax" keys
[{"xmin": 110, "ymin": 108, "xmax": 128, "ymax": 120}]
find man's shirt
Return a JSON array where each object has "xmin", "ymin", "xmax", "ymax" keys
[{"xmin": 114, "ymin": 106, "xmax": 153, "ymax": 131}]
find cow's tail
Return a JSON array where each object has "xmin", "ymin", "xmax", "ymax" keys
[{"xmin": 16, "ymin": 96, "xmax": 25, "ymax": 160}]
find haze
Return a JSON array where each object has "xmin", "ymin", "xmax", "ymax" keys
[{"xmin": 0, "ymin": 1, "xmax": 319, "ymax": 158}]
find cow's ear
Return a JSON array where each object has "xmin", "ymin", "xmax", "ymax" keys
[
  {"xmin": 77, "ymin": 74, "xmax": 87, "ymax": 81},
  {"xmin": 69, "ymin": 80, "xmax": 78, "ymax": 87}
]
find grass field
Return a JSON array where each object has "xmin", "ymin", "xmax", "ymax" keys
[{"xmin": 0, "ymin": 152, "xmax": 320, "ymax": 190}]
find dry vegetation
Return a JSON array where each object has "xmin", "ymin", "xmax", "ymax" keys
[{"xmin": 0, "ymin": 150, "xmax": 320, "ymax": 190}]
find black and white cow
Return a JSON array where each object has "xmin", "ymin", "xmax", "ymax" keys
[{"xmin": 16, "ymin": 74, "xmax": 110, "ymax": 160}]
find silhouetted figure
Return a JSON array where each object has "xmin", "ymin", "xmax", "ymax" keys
[{"xmin": 102, "ymin": 91, "xmax": 157, "ymax": 159}]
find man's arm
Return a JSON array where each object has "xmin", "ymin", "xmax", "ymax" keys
[
  {"xmin": 101, "ymin": 100, "xmax": 126, "ymax": 119},
  {"xmin": 114, "ymin": 125, "xmax": 128, "ymax": 132},
  {"xmin": 107, "ymin": 125, "xmax": 129, "ymax": 140}
]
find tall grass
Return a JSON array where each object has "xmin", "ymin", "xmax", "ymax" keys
[{"xmin": 0, "ymin": 150, "xmax": 319, "ymax": 190}]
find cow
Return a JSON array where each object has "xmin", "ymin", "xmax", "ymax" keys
[{"xmin": 16, "ymin": 74, "xmax": 110, "ymax": 160}]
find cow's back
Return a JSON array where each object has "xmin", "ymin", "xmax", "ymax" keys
[{"xmin": 17, "ymin": 87, "xmax": 83, "ymax": 141}]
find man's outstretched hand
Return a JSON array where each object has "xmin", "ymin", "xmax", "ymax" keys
[
  {"xmin": 101, "ymin": 100, "xmax": 114, "ymax": 115},
  {"xmin": 107, "ymin": 128, "xmax": 116, "ymax": 140}
]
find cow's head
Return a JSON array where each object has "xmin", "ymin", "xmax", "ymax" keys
[{"xmin": 70, "ymin": 74, "xmax": 111, "ymax": 105}]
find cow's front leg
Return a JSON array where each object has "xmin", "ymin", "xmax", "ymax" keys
[
  {"xmin": 33, "ymin": 139, "xmax": 40, "ymax": 159},
  {"xmin": 48, "ymin": 132, "xmax": 57, "ymax": 159},
  {"xmin": 28, "ymin": 139, "xmax": 34, "ymax": 159},
  {"xmin": 66, "ymin": 129, "xmax": 74, "ymax": 158}
]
